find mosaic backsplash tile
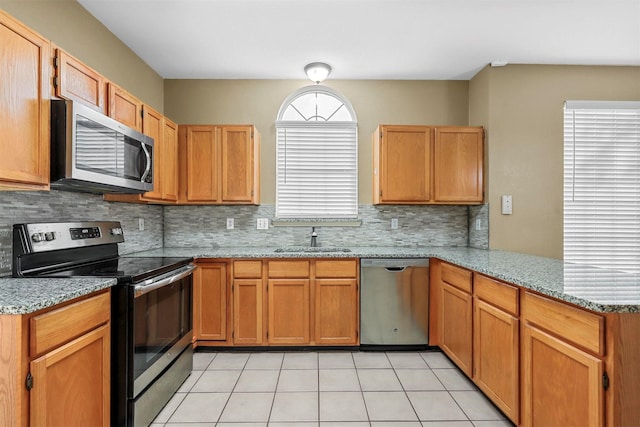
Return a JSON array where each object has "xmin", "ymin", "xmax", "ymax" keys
[
  {"xmin": 163, "ymin": 204, "xmax": 486, "ymax": 249},
  {"xmin": 0, "ymin": 190, "xmax": 163, "ymax": 276}
]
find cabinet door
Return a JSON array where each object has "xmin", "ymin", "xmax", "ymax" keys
[
  {"xmin": 315, "ymin": 278, "xmax": 358, "ymax": 345},
  {"xmin": 141, "ymin": 105, "xmax": 164, "ymax": 200},
  {"xmin": 162, "ymin": 117, "xmax": 179, "ymax": 201},
  {"xmin": 107, "ymin": 83, "xmax": 142, "ymax": 131},
  {"xmin": 440, "ymin": 282, "xmax": 473, "ymax": 376},
  {"xmin": 54, "ymin": 48, "xmax": 105, "ymax": 113},
  {"xmin": 268, "ymin": 279, "xmax": 310, "ymax": 345},
  {"xmin": 233, "ymin": 278, "xmax": 264, "ymax": 345},
  {"xmin": 377, "ymin": 126, "xmax": 431, "ymax": 203},
  {"xmin": 30, "ymin": 324, "xmax": 110, "ymax": 427},
  {"xmin": 0, "ymin": 11, "xmax": 50, "ymax": 190},
  {"xmin": 523, "ymin": 323, "xmax": 604, "ymax": 427},
  {"xmin": 194, "ymin": 263, "xmax": 227, "ymax": 341},
  {"xmin": 185, "ymin": 126, "xmax": 219, "ymax": 202},
  {"xmin": 473, "ymin": 298, "xmax": 519, "ymax": 423},
  {"xmin": 433, "ymin": 126, "xmax": 483, "ymax": 203},
  {"xmin": 221, "ymin": 126, "xmax": 256, "ymax": 203}
]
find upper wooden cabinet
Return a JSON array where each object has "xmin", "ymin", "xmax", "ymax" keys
[
  {"xmin": 0, "ymin": 10, "xmax": 50, "ymax": 191},
  {"xmin": 53, "ymin": 47, "xmax": 106, "ymax": 113},
  {"xmin": 373, "ymin": 125, "xmax": 484, "ymax": 204},
  {"xmin": 434, "ymin": 127, "xmax": 484, "ymax": 202},
  {"xmin": 178, "ymin": 125, "xmax": 260, "ymax": 205},
  {"xmin": 107, "ymin": 82, "xmax": 142, "ymax": 132}
]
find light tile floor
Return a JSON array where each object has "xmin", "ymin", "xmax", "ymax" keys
[{"xmin": 151, "ymin": 350, "xmax": 515, "ymax": 427}]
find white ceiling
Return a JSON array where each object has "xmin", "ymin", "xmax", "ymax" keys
[{"xmin": 78, "ymin": 0, "xmax": 640, "ymax": 80}]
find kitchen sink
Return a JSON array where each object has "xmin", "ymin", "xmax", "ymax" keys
[{"xmin": 274, "ymin": 247, "xmax": 352, "ymax": 253}]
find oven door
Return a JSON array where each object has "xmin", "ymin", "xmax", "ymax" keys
[{"xmin": 131, "ymin": 264, "xmax": 194, "ymax": 397}]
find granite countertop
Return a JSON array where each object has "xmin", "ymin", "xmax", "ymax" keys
[
  {"xmin": 0, "ymin": 277, "xmax": 117, "ymax": 315},
  {"xmin": 3, "ymin": 245, "xmax": 639, "ymax": 315},
  {"xmin": 131, "ymin": 246, "xmax": 640, "ymax": 313}
]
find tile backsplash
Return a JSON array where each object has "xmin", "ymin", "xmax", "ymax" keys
[
  {"xmin": 0, "ymin": 190, "xmax": 163, "ymax": 276},
  {"xmin": 0, "ymin": 190, "xmax": 489, "ymax": 276},
  {"xmin": 164, "ymin": 204, "xmax": 489, "ymax": 249}
]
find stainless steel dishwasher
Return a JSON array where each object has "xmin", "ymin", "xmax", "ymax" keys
[{"xmin": 360, "ymin": 258, "xmax": 430, "ymax": 347}]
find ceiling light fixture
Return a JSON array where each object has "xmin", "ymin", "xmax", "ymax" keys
[{"xmin": 304, "ymin": 62, "xmax": 332, "ymax": 84}]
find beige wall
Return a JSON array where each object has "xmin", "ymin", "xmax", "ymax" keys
[
  {"xmin": 164, "ymin": 79, "xmax": 469, "ymax": 204},
  {"xmin": 0, "ymin": 0, "xmax": 164, "ymax": 111},
  {"xmin": 470, "ymin": 64, "xmax": 640, "ymax": 259}
]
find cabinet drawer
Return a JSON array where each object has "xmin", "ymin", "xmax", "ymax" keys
[
  {"xmin": 268, "ymin": 260, "xmax": 310, "ymax": 278},
  {"xmin": 522, "ymin": 291, "xmax": 604, "ymax": 356},
  {"xmin": 474, "ymin": 273, "xmax": 519, "ymax": 315},
  {"xmin": 234, "ymin": 260, "xmax": 262, "ymax": 278},
  {"xmin": 315, "ymin": 260, "xmax": 358, "ymax": 278},
  {"xmin": 441, "ymin": 262, "xmax": 472, "ymax": 294},
  {"xmin": 30, "ymin": 291, "xmax": 110, "ymax": 357}
]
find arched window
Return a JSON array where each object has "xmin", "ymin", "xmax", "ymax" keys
[{"xmin": 276, "ymin": 86, "xmax": 358, "ymax": 218}]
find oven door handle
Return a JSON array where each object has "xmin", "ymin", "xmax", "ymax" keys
[{"xmin": 134, "ymin": 264, "xmax": 196, "ymax": 297}]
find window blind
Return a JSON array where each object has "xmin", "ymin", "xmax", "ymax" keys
[
  {"xmin": 276, "ymin": 123, "xmax": 358, "ymax": 218},
  {"xmin": 564, "ymin": 101, "xmax": 640, "ymax": 273}
]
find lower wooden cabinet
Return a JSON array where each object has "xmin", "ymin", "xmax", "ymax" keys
[
  {"xmin": 194, "ymin": 258, "xmax": 359, "ymax": 348},
  {"xmin": 0, "ymin": 290, "xmax": 111, "ymax": 427},
  {"xmin": 473, "ymin": 274, "xmax": 519, "ymax": 424},
  {"xmin": 193, "ymin": 261, "xmax": 227, "ymax": 342},
  {"xmin": 439, "ymin": 263, "xmax": 473, "ymax": 376}
]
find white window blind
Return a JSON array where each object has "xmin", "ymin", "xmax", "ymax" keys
[
  {"xmin": 564, "ymin": 101, "xmax": 640, "ymax": 273},
  {"xmin": 276, "ymin": 86, "xmax": 358, "ymax": 218}
]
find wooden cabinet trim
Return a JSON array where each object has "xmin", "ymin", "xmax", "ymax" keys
[
  {"xmin": 522, "ymin": 291, "xmax": 604, "ymax": 356},
  {"xmin": 30, "ymin": 291, "xmax": 110, "ymax": 357},
  {"xmin": 441, "ymin": 262, "xmax": 472, "ymax": 294},
  {"xmin": 474, "ymin": 273, "xmax": 519, "ymax": 315}
]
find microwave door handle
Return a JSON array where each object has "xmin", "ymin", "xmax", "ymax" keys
[{"xmin": 140, "ymin": 142, "xmax": 151, "ymax": 183}]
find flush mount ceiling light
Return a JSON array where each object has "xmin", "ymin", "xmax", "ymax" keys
[{"xmin": 304, "ymin": 62, "xmax": 332, "ymax": 84}]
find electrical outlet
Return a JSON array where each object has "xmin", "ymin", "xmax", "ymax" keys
[
  {"xmin": 502, "ymin": 195, "xmax": 513, "ymax": 215},
  {"xmin": 475, "ymin": 218, "xmax": 482, "ymax": 231},
  {"xmin": 226, "ymin": 218, "xmax": 234, "ymax": 230},
  {"xmin": 391, "ymin": 218, "xmax": 399, "ymax": 229},
  {"xmin": 257, "ymin": 218, "xmax": 269, "ymax": 230},
  {"xmin": 138, "ymin": 218, "xmax": 144, "ymax": 231}
]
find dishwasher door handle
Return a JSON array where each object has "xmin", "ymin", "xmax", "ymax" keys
[{"xmin": 385, "ymin": 267, "xmax": 406, "ymax": 272}]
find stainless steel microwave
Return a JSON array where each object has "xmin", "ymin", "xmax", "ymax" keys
[{"xmin": 50, "ymin": 100, "xmax": 154, "ymax": 194}]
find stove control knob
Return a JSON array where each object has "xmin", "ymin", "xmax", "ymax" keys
[
  {"xmin": 44, "ymin": 232, "xmax": 55, "ymax": 241},
  {"xmin": 31, "ymin": 233, "xmax": 44, "ymax": 242}
]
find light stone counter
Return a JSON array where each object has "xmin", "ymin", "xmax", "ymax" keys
[
  {"xmin": 0, "ymin": 278, "xmax": 117, "ymax": 314},
  {"xmin": 131, "ymin": 246, "xmax": 640, "ymax": 313}
]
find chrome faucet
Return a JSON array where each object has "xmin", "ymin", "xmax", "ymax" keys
[{"xmin": 310, "ymin": 227, "xmax": 318, "ymax": 247}]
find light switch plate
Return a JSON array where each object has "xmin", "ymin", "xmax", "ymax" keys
[
  {"xmin": 257, "ymin": 218, "xmax": 269, "ymax": 230},
  {"xmin": 391, "ymin": 218, "xmax": 399, "ymax": 229},
  {"xmin": 138, "ymin": 218, "xmax": 144, "ymax": 231},
  {"xmin": 226, "ymin": 218, "xmax": 234, "ymax": 229},
  {"xmin": 502, "ymin": 195, "xmax": 513, "ymax": 215}
]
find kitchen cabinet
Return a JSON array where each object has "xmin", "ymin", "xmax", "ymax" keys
[
  {"xmin": 439, "ymin": 262, "xmax": 473, "ymax": 376},
  {"xmin": 373, "ymin": 125, "xmax": 432, "ymax": 203},
  {"xmin": 433, "ymin": 126, "xmax": 484, "ymax": 202},
  {"xmin": 267, "ymin": 260, "xmax": 311, "ymax": 345},
  {"xmin": 161, "ymin": 117, "xmax": 180, "ymax": 201},
  {"xmin": 0, "ymin": 290, "xmax": 111, "ymax": 427},
  {"xmin": 52, "ymin": 47, "xmax": 106, "ymax": 113},
  {"xmin": 372, "ymin": 125, "xmax": 484, "ymax": 204},
  {"xmin": 314, "ymin": 259, "xmax": 359, "ymax": 345},
  {"xmin": 178, "ymin": 125, "xmax": 260, "ymax": 205},
  {"xmin": 193, "ymin": 261, "xmax": 228, "ymax": 343},
  {"xmin": 0, "ymin": 10, "xmax": 50, "ymax": 191},
  {"xmin": 521, "ymin": 291, "xmax": 605, "ymax": 427},
  {"xmin": 107, "ymin": 82, "xmax": 142, "ymax": 132},
  {"xmin": 232, "ymin": 260, "xmax": 265, "ymax": 345},
  {"xmin": 472, "ymin": 274, "xmax": 519, "ymax": 424}
]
